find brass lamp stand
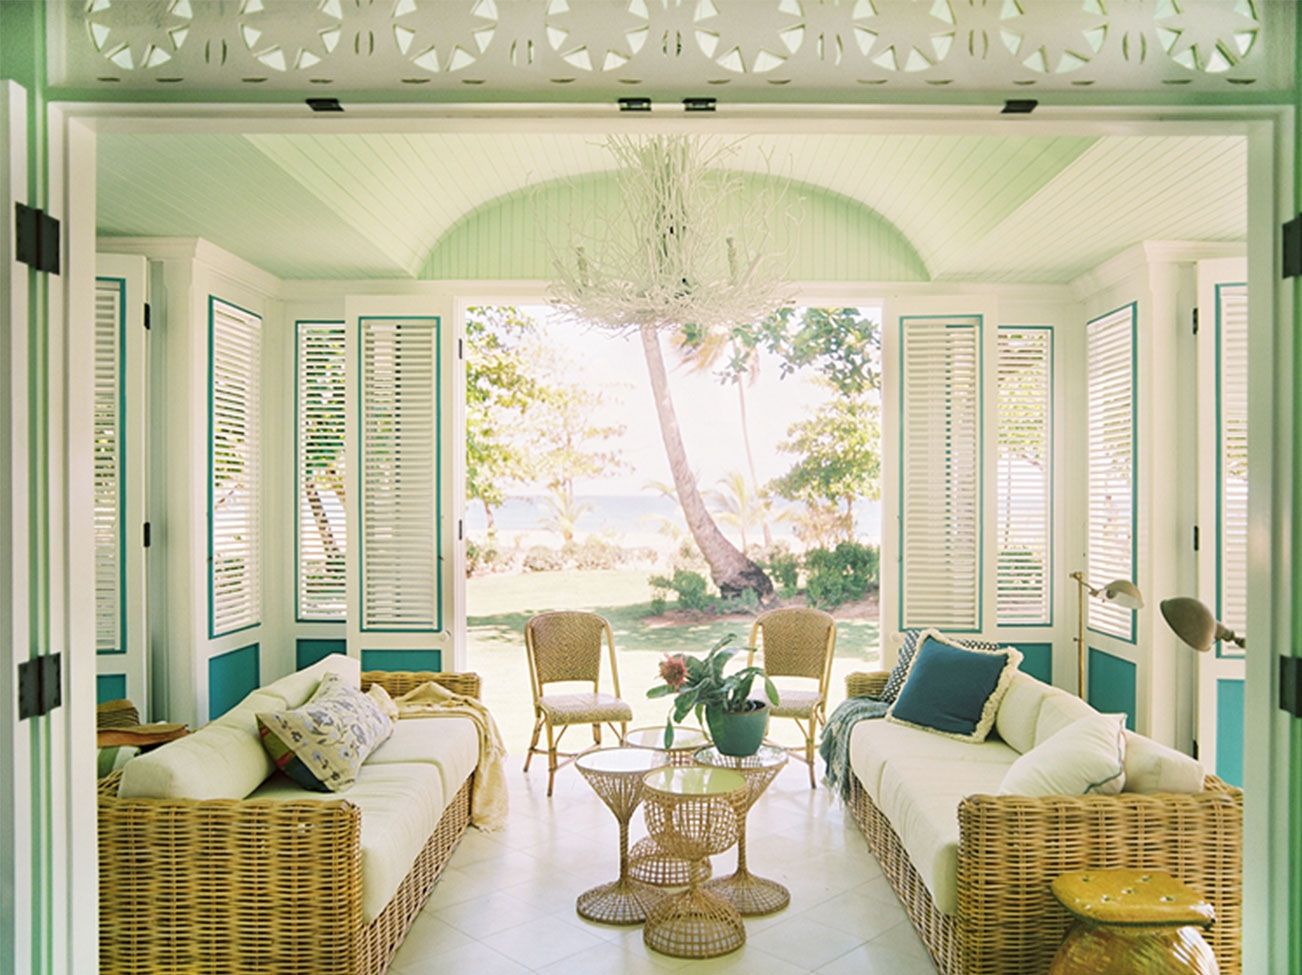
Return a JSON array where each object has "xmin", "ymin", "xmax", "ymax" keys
[{"xmin": 1070, "ymin": 572, "xmax": 1145, "ymax": 699}]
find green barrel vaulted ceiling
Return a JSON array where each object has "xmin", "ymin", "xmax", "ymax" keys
[{"xmin": 96, "ymin": 131, "xmax": 1246, "ymax": 283}]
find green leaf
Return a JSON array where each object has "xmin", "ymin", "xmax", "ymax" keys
[
  {"xmin": 663, "ymin": 719, "xmax": 675, "ymax": 749},
  {"xmin": 646, "ymin": 684, "xmax": 673, "ymax": 699},
  {"xmin": 762, "ymin": 676, "xmax": 780, "ymax": 705}
]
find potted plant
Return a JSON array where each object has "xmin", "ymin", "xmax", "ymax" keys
[{"xmin": 648, "ymin": 634, "xmax": 779, "ymax": 757}]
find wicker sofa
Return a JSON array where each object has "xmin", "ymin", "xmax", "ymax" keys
[
  {"xmin": 98, "ymin": 655, "xmax": 481, "ymax": 975},
  {"xmin": 844, "ymin": 667, "xmax": 1242, "ymax": 975}
]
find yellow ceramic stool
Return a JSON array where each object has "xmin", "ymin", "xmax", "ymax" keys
[{"xmin": 1049, "ymin": 869, "xmax": 1219, "ymax": 975}]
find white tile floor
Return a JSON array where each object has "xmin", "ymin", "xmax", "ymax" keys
[{"xmin": 389, "ymin": 757, "xmax": 941, "ymax": 975}]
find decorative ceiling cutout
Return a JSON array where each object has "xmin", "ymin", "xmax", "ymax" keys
[{"xmin": 54, "ymin": 0, "xmax": 1292, "ymax": 92}]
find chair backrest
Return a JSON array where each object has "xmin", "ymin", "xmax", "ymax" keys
[
  {"xmin": 749, "ymin": 607, "xmax": 836, "ymax": 688},
  {"xmin": 525, "ymin": 611, "xmax": 618, "ymax": 698}
]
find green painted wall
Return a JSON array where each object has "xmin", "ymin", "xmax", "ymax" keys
[
  {"xmin": 296, "ymin": 638, "xmax": 346, "ymax": 670},
  {"xmin": 420, "ymin": 171, "xmax": 930, "ymax": 283},
  {"xmin": 96, "ymin": 674, "xmax": 127, "ymax": 705},
  {"xmin": 208, "ymin": 643, "xmax": 260, "ymax": 720},
  {"xmin": 1216, "ymin": 677, "xmax": 1244, "ymax": 788},
  {"xmin": 1007, "ymin": 642, "xmax": 1052, "ymax": 685},
  {"xmin": 1087, "ymin": 647, "xmax": 1136, "ymax": 731},
  {"xmin": 361, "ymin": 649, "xmax": 442, "ymax": 673},
  {"xmin": 1291, "ymin": 8, "xmax": 1302, "ymax": 967}
]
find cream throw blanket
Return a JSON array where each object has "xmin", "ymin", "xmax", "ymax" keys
[{"xmin": 393, "ymin": 682, "xmax": 509, "ymax": 831}]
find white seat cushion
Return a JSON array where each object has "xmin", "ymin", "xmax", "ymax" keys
[
  {"xmin": 262, "ymin": 653, "xmax": 361, "ymax": 709},
  {"xmin": 993, "ymin": 671, "xmax": 1050, "ymax": 754},
  {"xmin": 365, "ymin": 716, "xmax": 479, "ymax": 799},
  {"xmin": 875, "ymin": 756, "xmax": 1011, "ymax": 915},
  {"xmin": 848, "ymin": 718, "xmax": 1019, "ymax": 803},
  {"xmin": 1123, "ymin": 731, "xmax": 1206, "ymax": 794},
  {"xmin": 538, "ymin": 692, "xmax": 633, "ymax": 725},
  {"xmin": 119, "ymin": 688, "xmax": 291, "ymax": 800},
  {"xmin": 771, "ymin": 688, "xmax": 824, "ymax": 718},
  {"xmin": 248, "ymin": 761, "xmax": 447, "ymax": 924}
]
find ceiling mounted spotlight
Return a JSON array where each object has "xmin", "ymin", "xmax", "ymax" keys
[
  {"xmin": 618, "ymin": 97, "xmax": 652, "ymax": 112},
  {"xmin": 683, "ymin": 97, "xmax": 716, "ymax": 112}
]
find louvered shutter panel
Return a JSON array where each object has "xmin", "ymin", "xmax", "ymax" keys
[
  {"xmin": 1086, "ymin": 305, "xmax": 1136, "ymax": 640},
  {"xmin": 209, "ymin": 298, "xmax": 262, "ymax": 636},
  {"xmin": 901, "ymin": 316, "xmax": 981, "ymax": 630},
  {"xmin": 1217, "ymin": 284, "xmax": 1248, "ymax": 654},
  {"xmin": 297, "ymin": 322, "xmax": 347, "ymax": 620},
  {"xmin": 361, "ymin": 317, "xmax": 438, "ymax": 630},
  {"xmin": 996, "ymin": 328, "xmax": 1051, "ymax": 625},
  {"xmin": 94, "ymin": 278, "xmax": 124, "ymax": 652}
]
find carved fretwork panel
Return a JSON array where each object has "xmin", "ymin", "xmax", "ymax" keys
[{"xmin": 51, "ymin": 1, "xmax": 1293, "ymax": 96}]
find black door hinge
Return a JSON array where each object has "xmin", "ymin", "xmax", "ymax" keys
[
  {"xmin": 458, "ymin": 519, "xmax": 463, "ymax": 541},
  {"xmin": 144, "ymin": 302, "xmax": 151, "ymax": 330},
  {"xmin": 17, "ymin": 653, "xmax": 62, "ymax": 720},
  {"xmin": 1192, "ymin": 308, "xmax": 1199, "ymax": 335},
  {"xmin": 143, "ymin": 522, "xmax": 152, "ymax": 548},
  {"xmin": 1193, "ymin": 525, "xmax": 1200, "ymax": 551},
  {"xmin": 457, "ymin": 338, "xmax": 464, "ymax": 360},
  {"xmin": 14, "ymin": 203, "xmax": 60, "ymax": 274},
  {"xmin": 1284, "ymin": 214, "xmax": 1302, "ymax": 279},
  {"xmin": 1281, "ymin": 657, "xmax": 1302, "ymax": 718}
]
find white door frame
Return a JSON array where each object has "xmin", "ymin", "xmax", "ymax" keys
[{"xmin": 54, "ymin": 101, "xmax": 1295, "ymax": 972}]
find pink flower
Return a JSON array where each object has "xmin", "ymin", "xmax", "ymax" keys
[{"xmin": 658, "ymin": 655, "xmax": 688, "ymax": 690}]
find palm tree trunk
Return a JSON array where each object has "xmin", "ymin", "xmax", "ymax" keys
[
  {"xmin": 640, "ymin": 325, "xmax": 772, "ymax": 600},
  {"xmin": 304, "ymin": 482, "xmax": 340, "ymax": 558},
  {"xmin": 736, "ymin": 380, "xmax": 773, "ymax": 548}
]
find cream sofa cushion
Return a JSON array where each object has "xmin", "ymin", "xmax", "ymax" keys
[
  {"xmin": 119, "ymin": 688, "xmax": 290, "ymax": 800},
  {"xmin": 248, "ymin": 761, "xmax": 447, "ymax": 924},
  {"xmin": 848, "ymin": 718, "xmax": 1019, "ymax": 803},
  {"xmin": 875, "ymin": 756, "xmax": 1010, "ymax": 915},
  {"xmin": 1123, "ymin": 731, "xmax": 1206, "ymax": 793},
  {"xmin": 999, "ymin": 713, "xmax": 1127, "ymax": 796},
  {"xmin": 262, "ymin": 653, "xmax": 361, "ymax": 709},
  {"xmin": 365, "ymin": 717, "xmax": 479, "ymax": 799},
  {"xmin": 1034, "ymin": 688, "xmax": 1098, "ymax": 746},
  {"xmin": 993, "ymin": 671, "xmax": 1050, "ymax": 754}
]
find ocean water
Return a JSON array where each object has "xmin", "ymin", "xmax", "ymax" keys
[{"xmin": 465, "ymin": 493, "xmax": 882, "ymax": 545}]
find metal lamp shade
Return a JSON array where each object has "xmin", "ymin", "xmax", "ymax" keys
[
  {"xmin": 1160, "ymin": 597, "xmax": 1222, "ymax": 652},
  {"xmin": 1101, "ymin": 579, "xmax": 1144, "ymax": 610}
]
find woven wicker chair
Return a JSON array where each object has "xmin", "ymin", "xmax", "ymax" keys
[
  {"xmin": 524, "ymin": 611, "xmax": 633, "ymax": 796},
  {"xmin": 747, "ymin": 607, "xmax": 836, "ymax": 787}
]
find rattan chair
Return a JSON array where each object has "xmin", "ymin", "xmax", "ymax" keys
[
  {"xmin": 524, "ymin": 611, "xmax": 633, "ymax": 796},
  {"xmin": 747, "ymin": 607, "xmax": 836, "ymax": 787}
]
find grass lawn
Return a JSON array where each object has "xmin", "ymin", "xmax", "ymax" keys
[{"xmin": 467, "ymin": 568, "xmax": 881, "ymax": 756}]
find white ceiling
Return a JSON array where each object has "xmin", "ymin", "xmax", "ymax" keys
[{"xmin": 97, "ymin": 130, "xmax": 1247, "ymax": 284}]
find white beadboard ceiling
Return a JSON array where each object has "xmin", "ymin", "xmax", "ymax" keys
[{"xmin": 97, "ymin": 131, "xmax": 1245, "ymax": 284}]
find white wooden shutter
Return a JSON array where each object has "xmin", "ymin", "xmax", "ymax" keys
[
  {"xmin": 93, "ymin": 278, "xmax": 124, "ymax": 652},
  {"xmin": 1086, "ymin": 304, "xmax": 1136, "ymax": 641},
  {"xmin": 361, "ymin": 317, "xmax": 439, "ymax": 630},
  {"xmin": 1216, "ymin": 283, "xmax": 1248, "ymax": 652},
  {"xmin": 209, "ymin": 298, "xmax": 262, "ymax": 636},
  {"xmin": 297, "ymin": 322, "xmax": 347, "ymax": 620},
  {"xmin": 996, "ymin": 328, "xmax": 1051, "ymax": 625},
  {"xmin": 901, "ymin": 316, "xmax": 981, "ymax": 630}
]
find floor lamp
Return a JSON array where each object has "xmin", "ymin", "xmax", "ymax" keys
[
  {"xmin": 1159, "ymin": 596, "xmax": 1246, "ymax": 652},
  {"xmin": 1070, "ymin": 572, "xmax": 1145, "ymax": 699}
]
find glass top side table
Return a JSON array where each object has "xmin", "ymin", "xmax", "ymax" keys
[
  {"xmin": 693, "ymin": 743, "xmax": 791, "ymax": 916},
  {"xmin": 626, "ymin": 726, "xmax": 715, "ymax": 888},
  {"xmin": 573, "ymin": 747, "xmax": 670, "ymax": 924}
]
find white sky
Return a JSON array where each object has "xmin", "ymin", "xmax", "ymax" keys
[{"xmin": 517, "ymin": 304, "xmax": 875, "ymax": 497}]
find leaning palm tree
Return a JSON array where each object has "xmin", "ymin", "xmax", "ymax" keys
[{"xmin": 549, "ymin": 136, "xmax": 794, "ymax": 599}]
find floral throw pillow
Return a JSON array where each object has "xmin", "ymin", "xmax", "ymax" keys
[
  {"xmin": 257, "ymin": 672, "xmax": 394, "ymax": 793},
  {"xmin": 880, "ymin": 630, "xmax": 999, "ymax": 703}
]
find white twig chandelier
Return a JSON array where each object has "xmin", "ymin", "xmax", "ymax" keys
[{"xmin": 548, "ymin": 135, "xmax": 795, "ymax": 335}]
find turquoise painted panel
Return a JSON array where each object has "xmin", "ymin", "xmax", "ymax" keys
[
  {"xmin": 421, "ymin": 171, "xmax": 930, "ymax": 282},
  {"xmin": 1005, "ymin": 642, "xmax": 1052, "ymax": 685},
  {"xmin": 1215, "ymin": 678, "xmax": 1244, "ymax": 788},
  {"xmin": 1087, "ymin": 647, "xmax": 1136, "ymax": 730},
  {"xmin": 296, "ymin": 638, "xmax": 346, "ymax": 670},
  {"xmin": 208, "ymin": 643, "xmax": 260, "ymax": 720},
  {"xmin": 361, "ymin": 649, "xmax": 442, "ymax": 673},
  {"xmin": 96, "ymin": 674, "xmax": 127, "ymax": 705}
]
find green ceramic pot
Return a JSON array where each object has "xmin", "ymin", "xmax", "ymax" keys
[{"xmin": 705, "ymin": 702, "xmax": 770, "ymax": 757}]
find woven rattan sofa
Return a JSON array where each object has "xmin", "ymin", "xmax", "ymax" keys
[
  {"xmin": 844, "ymin": 667, "xmax": 1242, "ymax": 975},
  {"xmin": 98, "ymin": 655, "xmax": 481, "ymax": 975}
]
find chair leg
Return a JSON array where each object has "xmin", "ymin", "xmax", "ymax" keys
[
  {"xmin": 545, "ymin": 721, "xmax": 558, "ymax": 797},
  {"xmin": 592, "ymin": 722, "xmax": 602, "ymax": 745},
  {"xmin": 806, "ymin": 716, "xmax": 817, "ymax": 788},
  {"xmin": 524, "ymin": 715, "xmax": 543, "ymax": 772}
]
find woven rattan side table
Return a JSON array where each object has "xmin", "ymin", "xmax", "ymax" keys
[
  {"xmin": 1049, "ymin": 870, "xmax": 1219, "ymax": 974},
  {"xmin": 625, "ymin": 726, "xmax": 714, "ymax": 887},
  {"xmin": 573, "ymin": 747, "xmax": 671, "ymax": 924},
  {"xmin": 640, "ymin": 766, "xmax": 748, "ymax": 959},
  {"xmin": 693, "ymin": 743, "xmax": 790, "ymax": 915}
]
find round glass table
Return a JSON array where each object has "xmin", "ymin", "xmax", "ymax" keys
[
  {"xmin": 625, "ymin": 725, "xmax": 714, "ymax": 887},
  {"xmin": 573, "ymin": 747, "xmax": 671, "ymax": 924},
  {"xmin": 693, "ymin": 743, "xmax": 791, "ymax": 915},
  {"xmin": 640, "ymin": 766, "xmax": 749, "ymax": 959}
]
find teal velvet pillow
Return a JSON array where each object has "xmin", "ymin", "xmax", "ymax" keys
[{"xmin": 886, "ymin": 631, "xmax": 1022, "ymax": 743}]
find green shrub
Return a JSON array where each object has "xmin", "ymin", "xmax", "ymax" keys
[
  {"xmin": 569, "ymin": 536, "xmax": 626, "ymax": 570},
  {"xmin": 765, "ymin": 551, "xmax": 800, "ymax": 597},
  {"xmin": 803, "ymin": 542, "xmax": 880, "ymax": 608},
  {"xmin": 648, "ymin": 568, "xmax": 716, "ymax": 613},
  {"xmin": 649, "ymin": 595, "xmax": 667, "ymax": 615},
  {"xmin": 522, "ymin": 545, "xmax": 564, "ymax": 572}
]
